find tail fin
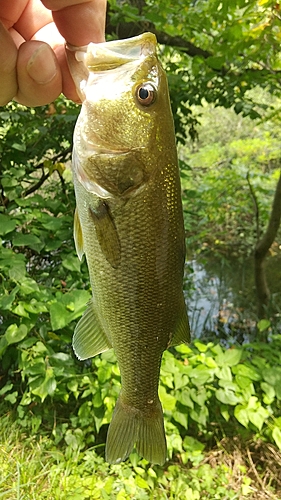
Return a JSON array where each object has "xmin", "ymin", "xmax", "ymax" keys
[{"xmin": 105, "ymin": 394, "xmax": 167, "ymax": 465}]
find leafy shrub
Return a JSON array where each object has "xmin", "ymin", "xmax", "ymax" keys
[{"xmin": 0, "ymin": 98, "xmax": 281, "ymax": 462}]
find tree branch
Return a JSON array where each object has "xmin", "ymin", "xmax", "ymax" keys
[
  {"xmin": 23, "ymin": 169, "xmax": 50, "ymax": 197},
  {"xmin": 106, "ymin": 17, "xmax": 211, "ymax": 59}
]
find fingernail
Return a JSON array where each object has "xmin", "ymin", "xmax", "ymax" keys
[{"xmin": 27, "ymin": 45, "xmax": 57, "ymax": 84}]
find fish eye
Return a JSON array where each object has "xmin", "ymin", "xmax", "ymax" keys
[{"xmin": 136, "ymin": 83, "xmax": 156, "ymax": 106}]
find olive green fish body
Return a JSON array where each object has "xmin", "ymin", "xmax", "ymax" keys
[{"xmin": 68, "ymin": 33, "xmax": 190, "ymax": 465}]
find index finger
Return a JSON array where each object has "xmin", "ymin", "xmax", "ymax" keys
[
  {"xmin": 41, "ymin": 0, "xmax": 106, "ymax": 45},
  {"xmin": 0, "ymin": 22, "xmax": 18, "ymax": 105}
]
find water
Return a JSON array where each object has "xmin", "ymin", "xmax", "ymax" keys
[{"xmin": 184, "ymin": 253, "xmax": 281, "ymax": 342}]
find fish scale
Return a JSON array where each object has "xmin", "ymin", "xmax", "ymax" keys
[{"xmin": 67, "ymin": 32, "xmax": 190, "ymax": 465}]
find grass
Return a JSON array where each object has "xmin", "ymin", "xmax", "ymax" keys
[
  {"xmin": 0, "ymin": 415, "xmax": 54, "ymax": 499},
  {"xmin": 204, "ymin": 438, "xmax": 281, "ymax": 499},
  {"xmin": 1, "ymin": 410, "xmax": 281, "ymax": 499}
]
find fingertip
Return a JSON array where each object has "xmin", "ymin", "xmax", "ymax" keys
[
  {"xmin": 16, "ymin": 41, "xmax": 62, "ymax": 107},
  {"xmin": 54, "ymin": 45, "xmax": 81, "ymax": 103},
  {"xmin": 0, "ymin": 22, "xmax": 18, "ymax": 106}
]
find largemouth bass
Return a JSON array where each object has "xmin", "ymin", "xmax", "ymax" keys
[{"xmin": 67, "ymin": 32, "xmax": 190, "ymax": 465}]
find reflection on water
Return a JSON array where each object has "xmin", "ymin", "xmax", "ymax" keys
[{"xmin": 184, "ymin": 254, "xmax": 281, "ymax": 342}]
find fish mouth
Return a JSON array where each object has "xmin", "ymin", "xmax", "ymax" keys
[
  {"xmin": 67, "ymin": 32, "xmax": 157, "ymax": 70},
  {"xmin": 66, "ymin": 33, "xmax": 157, "ymax": 100}
]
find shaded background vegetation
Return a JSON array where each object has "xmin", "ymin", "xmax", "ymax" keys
[{"xmin": 1, "ymin": 0, "xmax": 281, "ymax": 498}]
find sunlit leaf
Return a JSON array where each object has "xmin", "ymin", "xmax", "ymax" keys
[
  {"xmin": 234, "ymin": 405, "xmax": 249, "ymax": 428},
  {"xmin": 5, "ymin": 323, "xmax": 28, "ymax": 345},
  {"xmin": 272, "ymin": 426, "xmax": 281, "ymax": 450},
  {"xmin": 215, "ymin": 388, "xmax": 240, "ymax": 405}
]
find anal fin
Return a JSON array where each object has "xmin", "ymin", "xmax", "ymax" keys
[{"xmin": 73, "ymin": 299, "xmax": 112, "ymax": 360}]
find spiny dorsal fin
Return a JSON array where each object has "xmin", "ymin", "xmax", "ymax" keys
[
  {"xmin": 73, "ymin": 299, "xmax": 112, "ymax": 360},
  {"xmin": 74, "ymin": 208, "xmax": 84, "ymax": 261}
]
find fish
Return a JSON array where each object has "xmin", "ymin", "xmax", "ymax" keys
[{"xmin": 66, "ymin": 32, "xmax": 190, "ymax": 466}]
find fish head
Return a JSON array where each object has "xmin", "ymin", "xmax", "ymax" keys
[{"xmin": 67, "ymin": 33, "xmax": 174, "ymax": 197}]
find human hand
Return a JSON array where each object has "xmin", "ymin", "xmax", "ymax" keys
[{"xmin": 0, "ymin": 0, "xmax": 106, "ymax": 107}]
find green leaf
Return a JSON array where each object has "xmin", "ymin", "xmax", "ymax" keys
[
  {"xmin": 0, "ymin": 383, "xmax": 13, "ymax": 396},
  {"xmin": 50, "ymin": 302, "xmax": 70, "ymax": 330},
  {"xmin": 50, "ymin": 290, "xmax": 90, "ymax": 330},
  {"xmin": 0, "ymin": 214, "xmax": 17, "ymax": 235},
  {"xmin": 248, "ymin": 406, "xmax": 268, "ymax": 431},
  {"xmin": 13, "ymin": 233, "xmax": 44, "ymax": 252},
  {"xmin": 12, "ymin": 142, "xmax": 26, "ymax": 152},
  {"xmin": 174, "ymin": 372, "xmax": 189, "ymax": 390},
  {"xmin": 262, "ymin": 367, "xmax": 281, "ymax": 388},
  {"xmin": 178, "ymin": 389, "xmax": 194, "ymax": 409},
  {"xmin": 173, "ymin": 410, "xmax": 188, "ymax": 429},
  {"xmin": 159, "ymin": 386, "xmax": 176, "ymax": 411},
  {"xmin": 190, "ymin": 405, "xmax": 208, "ymax": 426},
  {"xmin": 62, "ymin": 255, "xmax": 81, "ymax": 272},
  {"xmin": 215, "ymin": 387, "xmax": 240, "ymax": 405},
  {"xmin": 23, "ymin": 300, "xmax": 48, "ymax": 314},
  {"xmin": 5, "ymin": 391, "xmax": 18, "ymax": 404},
  {"xmin": 272, "ymin": 426, "xmax": 281, "ymax": 450},
  {"xmin": 216, "ymin": 365, "xmax": 232, "ymax": 381},
  {"xmin": 191, "ymin": 389, "xmax": 208, "ymax": 406},
  {"xmin": 234, "ymin": 405, "xmax": 249, "ymax": 428},
  {"xmin": 41, "ymin": 217, "xmax": 64, "ymax": 231},
  {"xmin": 193, "ymin": 341, "xmax": 208, "ymax": 352},
  {"xmin": 183, "ymin": 436, "xmax": 205, "ymax": 453},
  {"xmin": 216, "ymin": 348, "xmax": 242, "ymax": 367},
  {"xmin": 0, "ymin": 286, "xmax": 19, "ymax": 310},
  {"xmin": 135, "ymin": 475, "xmax": 149, "ymax": 489},
  {"xmin": 9, "ymin": 265, "xmax": 26, "ymax": 281},
  {"xmin": 206, "ymin": 56, "xmax": 225, "ymax": 70},
  {"xmin": 257, "ymin": 319, "xmax": 271, "ymax": 332},
  {"xmin": 260, "ymin": 382, "xmax": 275, "ymax": 403},
  {"xmin": 190, "ymin": 366, "xmax": 213, "ymax": 385},
  {"xmin": 220, "ymin": 405, "xmax": 230, "ymax": 422},
  {"xmin": 31, "ymin": 369, "xmax": 56, "ymax": 402},
  {"xmin": 19, "ymin": 277, "xmax": 39, "ymax": 295},
  {"xmin": 235, "ymin": 375, "xmax": 253, "ymax": 389},
  {"xmin": 233, "ymin": 364, "xmax": 260, "ymax": 381},
  {"xmin": 5, "ymin": 323, "xmax": 28, "ymax": 345}
]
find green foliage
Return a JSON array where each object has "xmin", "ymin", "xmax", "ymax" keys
[
  {"xmin": 180, "ymin": 103, "xmax": 281, "ymax": 254},
  {"xmin": 1, "ymin": 332, "xmax": 281, "ymax": 455},
  {"xmin": 107, "ymin": 0, "xmax": 281, "ymax": 142},
  {"xmin": 0, "ymin": 96, "xmax": 280, "ymax": 495},
  {"xmin": 1, "ymin": 336, "xmax": 281, "ymax": 498},
  {"xmin": 0, "ymin": 412, "xmax": 250, "ymax": 499},
  {"xmin": 1, "ymin": 5, "xmax": 281, "ymax": 489}
]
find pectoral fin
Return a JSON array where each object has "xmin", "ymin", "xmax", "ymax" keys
[
  {"xmin": 89, "ymin": 201, "xmax": 121, "ymax": 269},
  {"xmin": 73, "ymin": 299, "xmax": 112, "ymax": 360},
  {"xmin": 168, "ymin": 301, "xmax": 190, "ymax": 347},
  {"xmin": 74, "ymin": 208, "xmax": 84, "ymax": 261}
]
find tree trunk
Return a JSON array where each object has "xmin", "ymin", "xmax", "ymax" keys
[{"xmin": 254, "ymin": 171, "xmax": 281, "ymax": 318}]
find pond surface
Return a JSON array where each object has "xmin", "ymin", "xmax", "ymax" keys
[{"xmin": 184, "ymin": 253, "xmax": 281, "ymax": 343}]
